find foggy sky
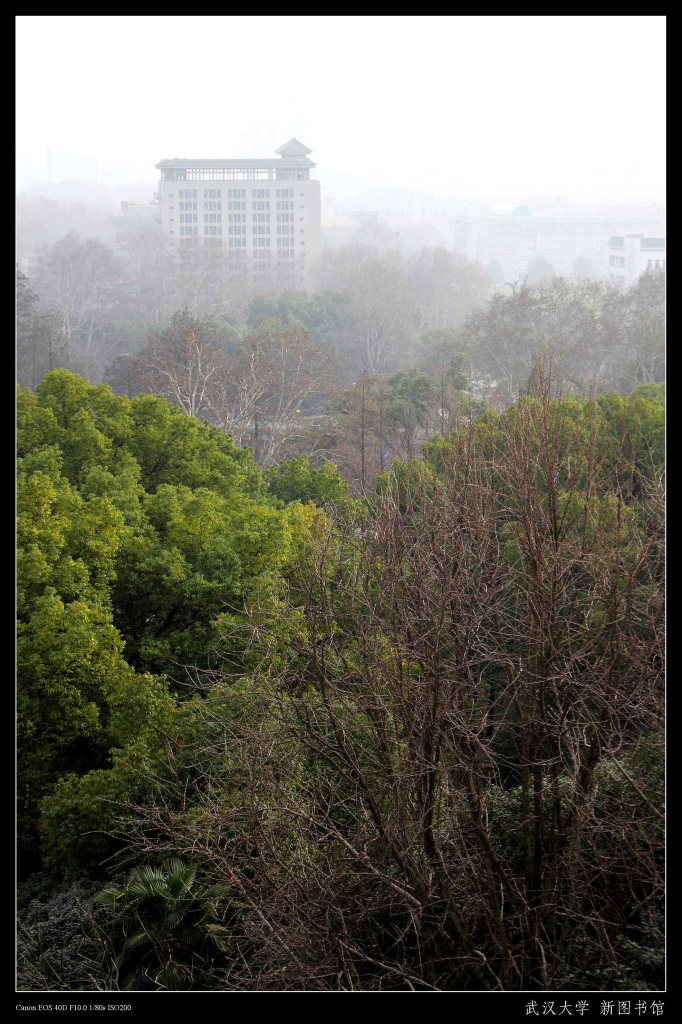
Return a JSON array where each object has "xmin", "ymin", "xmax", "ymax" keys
[{"xmin": 16, "ymin": 15, "xmax": 666, "ymax": 201}]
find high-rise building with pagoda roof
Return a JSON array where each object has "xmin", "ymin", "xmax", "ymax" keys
[{"xmin": 155, "ymin": 138, "xmax": 321, "ymax": 285}]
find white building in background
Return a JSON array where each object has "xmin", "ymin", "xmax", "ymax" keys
[
  {"xmin": 449, "ymin": 208, "xmax": 666, "ymax": 283},
  {"xmin": 608, "ymin": 234, "xmax": 666, "ymax": 287},
  {"xmin": 155, "ymin": 139, "xmax": 321, "ymax": 285}
]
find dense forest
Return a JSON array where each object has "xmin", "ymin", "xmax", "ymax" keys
[
  {"xmin": 17, "ymin": 358, "xmax": 664, "ymax": 990},
  {"xmin": 16, "ymin": 227, "xmax": 665, "ymax": 990}
]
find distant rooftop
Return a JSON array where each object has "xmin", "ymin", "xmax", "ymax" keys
[
  {"xmin": 609, "ymin": 235, "xmax": 666, "ymax": 249},
  {"xmin": 275, "ymin": 137, "xmax": 313, "ymax": 157},
  {"xmin": 156, "ymin": 138, "xmax": 315, "ymax": 171}
]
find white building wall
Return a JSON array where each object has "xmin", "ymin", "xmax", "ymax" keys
[
  {"xmin": 454, "ymin": 214, "xmax": 665, "ymax": 283},
  {"xmin": 157, "ymin": 175, "xmax": 320, "ymax": 285},
  {"xmin": 609, "ymin": 235, "xmax": 666, "ymax": 287}
]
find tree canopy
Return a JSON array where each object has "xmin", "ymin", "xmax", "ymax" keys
[{"xmin": 17, "ymin": 370, "xmax": 316, "ymax": 871}]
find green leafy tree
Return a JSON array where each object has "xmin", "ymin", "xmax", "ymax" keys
[
  {"xmin": 525, "ymin": 257, "xmax": 556, "ymax": 285},
  {"xmin": 113, "ymin": 481, "xmax": 292, "ymax": 674},
  {"xmin": 265, "ymin": 455, "xmax": 350, "ymax": 506},
  {"xmin": 248, "ymin": 289, "xmax": 342, "ymax": 348},
  {"xmin": 415, "ymin": 327, "xmax": 479, "ymax": 432},
  {"xmin": 385, "ymin": 368, "xmax": 437, "ymax": 458},
  {"xmin": 17, "ymin": 370, "xmax": 308, "ymax": 875}
]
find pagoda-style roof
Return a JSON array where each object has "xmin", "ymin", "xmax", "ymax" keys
[{"xmin": 275, "ymin": 137, "xmax": 313, "ymax": 157}]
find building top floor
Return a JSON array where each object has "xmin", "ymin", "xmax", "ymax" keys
[
  {"xmin": 156, "ymin": 138, "xmax": 316, "ymax": 182},
  {"xmin": 609, "ymin": 234, "xmax": 666, "ymax": 251}
]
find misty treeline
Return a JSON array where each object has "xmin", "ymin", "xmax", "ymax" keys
[
  {"xmin": 16, "ymin": 231, "xmax": 490, "ymax": 383},
  {"xmin": 17, "ymin": 228, "xmax": 664, "ymax": 486},
  {"xmin": 17, "ymin": 368, "xmax": 664, "ymax": 990}
]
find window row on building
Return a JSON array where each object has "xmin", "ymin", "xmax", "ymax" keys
[
  {"xmin": 177, "ymin": 187, "xmax": 295, "ymax": 199},
  {"xmin": 178, "ymin": 229, "xmax": 301, "ymax": 242}
]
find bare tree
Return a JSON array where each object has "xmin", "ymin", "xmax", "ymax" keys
[
  {"xmin": 31, "ymin": 232, "xmax": 124, "ymax": 380},
  {"xmin": 16, "ymin": 267, "xmax": 67, "ymax": 389},
  {"xmin": 457, "ymin": 274, "xmax": 663, "ymax": 406},
  {"xmin": 211, "ymin": 317, "xmax": 335, "ymax": 465},
  {"xmin": 313, "ymin": 245, "xmax": 418, "ymax": 377},
  {"xmin": 128, "ymin": 311, "xmax": 232, "ymax": 419},
  {"xmin": 612, "ymin": 269, "xmax": 665, "ymax": 391},
  {"xmin": 405, "ymin": 246, "xmax": 490, "ymax": 330}
]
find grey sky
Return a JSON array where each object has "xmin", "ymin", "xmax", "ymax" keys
[{"xmin": 16, "ymin": 15, "xmax": 666, "ymax": 200}]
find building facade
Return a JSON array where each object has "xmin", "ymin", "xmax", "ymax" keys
[
  {"xmin": 608, "ymin": 234, "xmax": 666, "ymax": 287},
  {"xmin": 450, "ymin": 209, "xmax": 666, "ymax": 284},
  {"xmin": 155, "ymin": 138, "xmax": 321, "ymax": 286}
]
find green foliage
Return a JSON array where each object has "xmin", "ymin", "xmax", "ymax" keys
[
  {"xmin": 265, "ymin": 455, "xmax": 350, "ymax": 506},
  {"xmin": 416, "ymin": 327, "xmax": 469, "ymax": 385},
  {"xmin": 17, "ymin": 370, "xmax": 298, "ymax": 873},
  {"xmin": 111, "ymin": 481, "xmax": 295, "ymax": 674},
  {"xmin": 248, "ymin": 288, "xmax": 342, "ymax": 348},
  {"xmin": 40, "ymin": 671, "xmax": 203, "ymax": 878},
  {"xmin": 127, "ymin": 392, "xmax": 262, "ymax": 496},
  {"xmin": 374, "ymin": 456, "xmax": 438, "ymax": 511},
  {"xmin": 17, "ymin": 432, "xmax": 135, "ymax": 863},
  {"xmin": 422, "ymin": 388, "xmax": 664, "ymax": 497},
  {"xmin": 597, "ymin": 387, "xmax": 665, "ymax": 486},
  {"xmin": 98, "ymin": 859, "xmax": 229, "ymax": 990},
  {"xmin": 386, "ymin": 368, "xmax": 436, "ymax": 432},
  {"xmin": 525, "ymin": 257, "xmax": 556, "ymax": 285}
]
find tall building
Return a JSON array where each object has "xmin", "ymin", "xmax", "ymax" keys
[{"xmin": 155, "ymin": 138, "xmax": 321, "ymax": 286}]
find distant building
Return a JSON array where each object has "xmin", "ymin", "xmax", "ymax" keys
[
  {"xmin": 449, "ymin": 207, "xmax": 666, "ymax": 284},
  {"xmin": 608, "ymin": 234, "xmax": 666, "ymax": 287},
  {"xmin": 111, "ymin": 200, "xmax": 160, "ymax": 252},
  {"xmin": 155, "ymin": 138, "xmax": 321, "ymax": 285}
]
